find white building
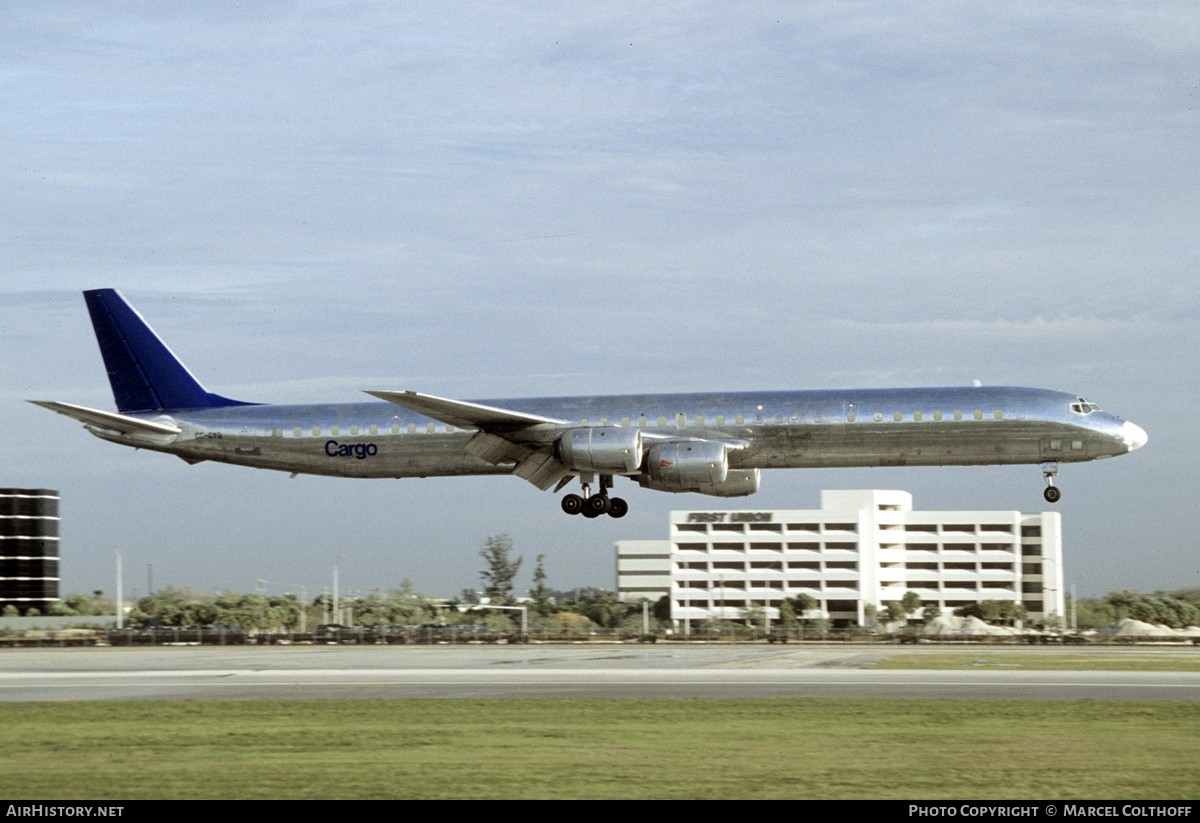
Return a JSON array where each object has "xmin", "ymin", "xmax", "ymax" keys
[{"xmin": 616, "ymin": 490, "xmax": 1063, "ymax": 629}]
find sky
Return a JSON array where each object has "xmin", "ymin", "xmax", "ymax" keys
[{"xmin": 3, "ymin": 2, "xmax": 1197, "ymax": 603}]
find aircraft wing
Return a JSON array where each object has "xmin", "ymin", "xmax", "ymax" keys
[
  {"xmin": 365, "ymin": 390, "xmax": 573, "ymax": 489},
  {"xmin": 364, "ymin": 390, "xmax": 566, "ymax": 432},
  {"xmin": 29, "ymin": 400, "xmax": 182, "ymax": 444}
]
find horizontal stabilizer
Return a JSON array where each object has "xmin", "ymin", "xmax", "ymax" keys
[
  {"xmin": 365, "ymin": 390, "xmax": 565, "ymax": 431},
  {"xmin": 29, "ymin": 401, "xmax": 181, "ymax": 444}
]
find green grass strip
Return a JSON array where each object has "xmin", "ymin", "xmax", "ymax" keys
[{"xmin": 2, "ymin": 699, "xmax": 1197, "ymax": 799}]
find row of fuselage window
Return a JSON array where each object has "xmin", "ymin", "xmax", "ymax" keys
[{"xmin": 263, "ymin": 408, "xmax": 1023, "ymax": 437}]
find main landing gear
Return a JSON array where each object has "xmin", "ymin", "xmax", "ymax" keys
[
  {"xmin": 1041, "ymin": 461, "xmax": 1061, "ymax": 503},
  {"xmin": 560, "ymin": 474, "xmax": 628, "ymax": 519}
]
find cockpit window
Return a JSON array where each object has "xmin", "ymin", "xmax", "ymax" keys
[{"xmin": 1069, "ymin": 397, "xmax": 1101, "ymax": 415}]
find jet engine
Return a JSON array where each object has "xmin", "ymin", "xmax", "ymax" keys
[
  {"xmin": 637, "ymin": 441, "xmax": 760, "ymax": 497},
  {"xmin": 556, "ymin": 427, "xmax": 643, "ymax": 474}
]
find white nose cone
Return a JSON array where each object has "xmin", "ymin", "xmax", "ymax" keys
[{"xmin": 1123, "ymin": 421, "xmax": 1148, "ymax": 451}]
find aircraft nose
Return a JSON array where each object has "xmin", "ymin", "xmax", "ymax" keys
[{"xmin": 1122, "ymin": 421, "xmax": 1148, "ymax": 452}]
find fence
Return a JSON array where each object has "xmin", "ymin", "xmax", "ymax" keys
[{"xmin": 3, "ymin": 624, "xmax": 1197, "ymax": 647}]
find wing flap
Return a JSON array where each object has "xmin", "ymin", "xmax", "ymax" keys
[{"xmin": 512, "ymin": 449, "xmax": 571, "ymax": 490}]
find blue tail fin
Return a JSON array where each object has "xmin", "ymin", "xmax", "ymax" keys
[{"xmin": 84, "ymin": 289, "xmax": 256, "ymax": 413}]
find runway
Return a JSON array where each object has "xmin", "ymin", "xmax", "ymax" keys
[{"xmin": 2, "ymin": 645, "xmax": 1198, "ymax": 701}]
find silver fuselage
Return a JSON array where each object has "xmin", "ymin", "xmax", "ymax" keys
[{"xmin": 94, "ymin": 386, "xmax": 1140, "ymax": 481}]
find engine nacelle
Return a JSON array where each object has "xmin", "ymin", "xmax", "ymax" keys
[
  {"xmin": 639, "ymin": 465, "xmax": 760, "ymax": 497},
  {"xmin": 703, "ymin": 469, "xmax": 761, "ymax": 497},
  {"xmin": 556, "ymin": 427, "xmax": 642, "ymax": 474},
  {"xmin": 644, "ymin": 441, "xmax": 728, "ymax": 488},
  {"xmin": 639, "ymin": 442, "xmax": 760, "ymax": 497}
]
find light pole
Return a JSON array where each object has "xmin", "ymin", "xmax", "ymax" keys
[
  {"xmin": 115, "ymin": 551, "xmax": 123, "ymax": 629},
  {"xmin": 333, "ymin": 556, "xmax": 343, "ymax": 624},
  {"xmin": 1071, "ymin": 575, "xmax": 1086, "ymax": 631}
]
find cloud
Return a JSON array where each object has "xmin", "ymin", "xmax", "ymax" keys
[{"xmin": 2, "ymin": 2, "xmax": 1195, "ymax": 599}]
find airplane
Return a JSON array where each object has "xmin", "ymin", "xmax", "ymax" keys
[{"xmin": 31, "ymin": 289, "xmax": 1147, "ymax": 518}]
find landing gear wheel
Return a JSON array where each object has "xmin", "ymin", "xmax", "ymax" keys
[
  {"xmin": 584, "ymin": 494, "xmax": 612, "ymax": 516},
  {"xmin": 607, "ymin": 497, "xmax": 628, "ymax": 518},
  {"xmin": 1040, "ymin": 461, "xmax": 1060, "ymax": 505},
  {"xmin": 561, "ymin": 494, "xmax": 584, "ymax": 515}
]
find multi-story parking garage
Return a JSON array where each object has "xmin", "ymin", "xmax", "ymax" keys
[
  {"xmin": 0, "ymin": 489, "xmax": 60, "ymax": 615},
  {"xmin": 617, "ymin": 489, "xmax": 1063, "ymax": 630}
]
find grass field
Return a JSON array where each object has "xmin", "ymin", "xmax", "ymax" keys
[{"xmin": 3, "ymin": 698, "xmax": 1197, "ymax": 799}]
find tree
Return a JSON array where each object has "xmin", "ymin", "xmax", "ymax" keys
[
  {"xmin": 884, "ymin": 590, "xmax": 926, "ymax": 625},
  {"xmin": 863, "ymin": 602, "xmax": 878, "ymax": 629},
  {"xmin": 571, "ymin": 589, "xmax": 627, "ymax": 628},
  {"xmin": 741, "ymin": 601, "xmax": 766, "ymax": 628},
  {"xmin": 652, "ymin": 594, "xmax": 672, "ymax": 624},
  {"xmin": 882, "ymin": 601, "xmax": 908, "ymax": 624},
  {"xmin": 953, "ymin": 600, "xmax": 1025, "ymax": 626},
  {"xmin": 783, "ymin": 593, "xmax": 817, "ymax": 620},
  {"xmin": 478, "ymin": 535, "xmax": 522, "ymax": 604},
  {"xmin": 531, "ymin": 555, "xmax": 553, "ymax": 617}
]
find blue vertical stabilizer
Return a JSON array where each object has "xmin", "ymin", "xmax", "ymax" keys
[{"xmin": 84, "ymin": 289, "xmax": 255, "ymax": 412}]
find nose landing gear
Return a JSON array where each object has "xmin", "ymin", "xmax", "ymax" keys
[
  {"xmin": 560, "ymin": 475, "xmax": 628, "ymax": 518},
  {"xmin": 1041, "ymin": 461, "xmax": 1061, "ymax": 503}
]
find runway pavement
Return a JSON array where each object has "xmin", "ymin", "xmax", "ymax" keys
[{"xmin": 1, "ymin": 644, "xmax": 1198, "ymax": 701}]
